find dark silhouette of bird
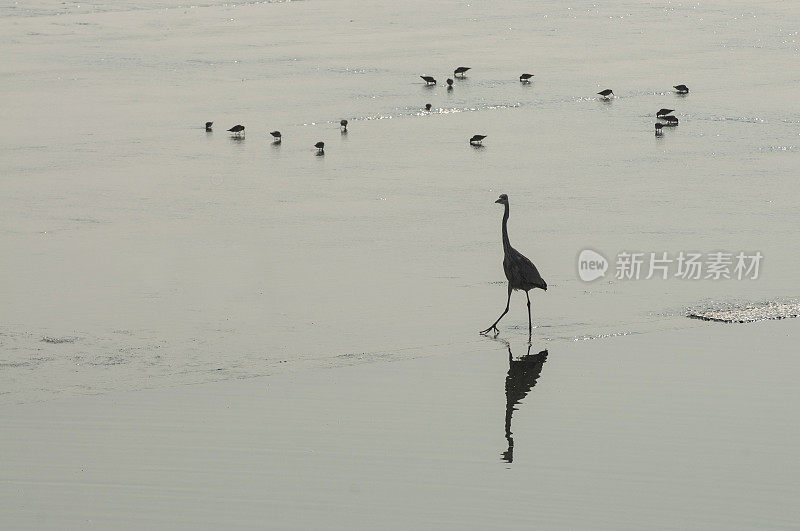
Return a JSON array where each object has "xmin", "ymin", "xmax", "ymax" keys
[
  {"xmin": 662, "ymin": 115, "xmax": 679, "ymax": 125},
  {"xmin": 519, "ymin": 73, "xmax": 533, "ymax": 83},
  {"xmin": 270, "ymin": 131, "xmax": 281, "ymax": 141},
  {"xmin": 597, "ymin": 89, "xmax": 613, "ymax": 98},
  {"xmin": 205, "ymin": 121, "xmax": 213, "ymax": 131},
  {"xmin": 425, "ymin": 103, "xmax": 432, "ymax": 111},
  {"xmin": 446, "ymin": 78, "xmax": 454, "ymax": 89},
  {"xmin": 228, "ymin": 124, "xmax": 245, "ymax": 136},
  {"xmin": 674, "ymin": 84, "xmax": 689, "ymax": 94},
  {"xmin": 469, "ymin": 134, "xmax": 486, "ymax": 145},
  {"xmin": 656, "ymin": 108, "xmax": 674, "ymax": 118},
  {"xmin": 481, "ymin": 194, "xmax": 547, "ymax": 337},
  {"xmin": 454, "ymin": 66, "xmax": 470, "ymax": 77},
  {"xmin": 340, "ymin": 119, "xmax": 348, "ymax": 132},
  {"xmin": 421, "ymin": 75, "xmax": 437, "ymax": 85},
  {"xmin": 314, "ymin": 141, "xmax": 324, "ymax": 154},
  {"xmin": 655, "ymin": 123, "xmax": 664, "ymax": 135},
  {"xmin": 502, "ymin": 343, "xmax": 548, "ymax": 463}
]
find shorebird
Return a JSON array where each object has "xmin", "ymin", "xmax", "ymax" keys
[
  {"xmin": 470, "ymin": 134, "xmax": 487, "ymax": 145},
  {"xmin": 446, "ymin": 78, "xmax": 454, "ymax": 89},
  {"xmin": 421, "ymin": 75, "xmax": 437, "ymax": 85},
  {"xmin": 655, "ymin": 123, "xmax": 664, "ymax": 135},
  {"xmin": 340, "ymin": 119, "xmax": 348, "ymax": 132},
  {"xmin": 425, "ymin": 103, "xmax": 432, "ymax": 111},
  {"xmin": 480, "ymin": 194, "xmax": 547, "ymax": 337},
  {"xmin": 674, "ymin": 84, "xmax": 689, "ymax": 94},
  {"xmin": 205, "ymin": 121, "xmax": 213, "ymax": 131},
  {"xmin": 270, "ymin": 131, "xmax": 281, "ymax": 141},
  {"xmin": 662, "ymin": 115, "xmax": 679, "ymax": 125},
  {"xmin": 597, "ymin": 89, "xmax": 613, "ymax": 99},
  {"xmin": 315, "ymin": 141, "xmax": 325, "ymax": 154},
  {"xmin": 656, "ymin": 108, "xmax": 674, "ymax": 118},
  {"xmin": 454, "ymin": 66, "xmax": 470, "ymax": 77},
  {"xmin": 228, "ymin": 124, "xmax": 245, "ymax": 136},
  {"xmin": 519, "ymin": 73, "xmax": 533, "ymax": 83}
]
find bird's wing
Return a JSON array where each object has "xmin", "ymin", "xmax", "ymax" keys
[{"xmin": 508, "ymin": 248, "xmax": 547, "ymax": 290}]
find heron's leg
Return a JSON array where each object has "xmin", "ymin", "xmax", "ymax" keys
[
  {"xmin": 526, "ymin": 290, "xmax": 532, "ymax": 337},
  {"xmin": 480, "ymin": 284, "xmax": 512, "ymax": 335}
]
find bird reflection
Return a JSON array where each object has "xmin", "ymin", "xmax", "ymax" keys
[{"xmin": 502, "ymin": 343, "xmax": 548, "ymax": 463}]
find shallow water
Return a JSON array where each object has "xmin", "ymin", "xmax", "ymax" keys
[{"xmin": 2, "ymin": 0, "xmax": 799, "ymax": 403}]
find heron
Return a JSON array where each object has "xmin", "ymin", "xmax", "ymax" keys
[
  {"xmin": 454, "ymin": 66, "xmax": 470, "ymax": 77},
  {"xmin": 597, "ymin": 89, "xmax": 613, "ymax": 99},
  {"xmin": 480, "ymin": 194, "xmax": 547, "ymax": 337},
  {"xmin": 340, "ymin": 119, "xmax": 348, "ymax": 132},
  {"xmin": 228, "ymin": 124, "xmax": 245, "ymax": 136},
  {"xmin": 662, "ymin": 115, "xmax": 679, "ymax": 125},
  {"xmin": 446, "ymin": 78, "xmax": 454, "ymax": 89},
  {"xmin": 656, "ymin": 108, "xmax": 674, "ymax": 117},
  {"xmin": 314, "ymin": 141, "xmax": 324, "ymax": 154},
  {"xmin": 425, "ymin": 103, "xmax": 432, "ymax": 111},
  {"xmin": 519, "ymin": 73, "xmax": 533, "ymax": 83},
  {"xmin": 205, "ymin": 121, "xmax": 213, "ymax": 131},
  {"xmin": 674, "ymin": 84, "xmax": 689, "ymax": 94},
  {"xmin": 469, "ymin": 134, "xmax": 486, "ymax": 145},
  {"xmin": 655, "ymin": 122, "xmax": 664, "ymax": 135},
  {"xmin": 421, "ymin": 75, "xmax": 437, "ymax": 85},
  {"xmin": 270, "ymin": 131, "xmax": 281, "ymax": 142}
]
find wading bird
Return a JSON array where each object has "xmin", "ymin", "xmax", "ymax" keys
[
  {"xmin": 314, "ymin": 141, "xmax": 325, "ymax": 154},
  {"xmin": 270, "ymin": 131, "xmax": 281, "ymax": 142},
  {"xmin": 597, "ymin": 89, "xmax": 613, "ymax": 99},
  {"xmin": 228, "ymin": 124, "xmax": 245, "ymax": 136},
  {"xmin": 656, "ymin": 108, "xmax": 674, "ymax": 118},
  {"xmin": 454, "ymin": 66, "xmax": 470, "ymax": 77},
  {"xmin": 655, "ymin": 123, "xmax": 664, "ymax": 135},
  {"xmin": 421, "ymin": 75, "xmax": 437, "ymax": 85},
  {"xmin": 340, "ymin": 119, "xmax": 348, "ymax": 132},
  {"xmin": 481, "ymin": 194, "xmax": 547, "ymax": 337},
  {"xmin": 469, "ymin": 134, "xmax": 486, "ymax": 145},
  {"xmin": 519, "ymin": 73, "xmax": 533, "ymax": 83},
  {"xmin": 205, "ymin": 121, "xmax": 213, "ymax": 131},
  {"xmin": 674, "ymin": 84, "xmax": 689, "ymax": 94},
  {"xmin": 662, "ymin": 115, "xmax": 679, "ymax": 125},
  {"xmin": 425, "ymin": 103, "xmax": 432, "ymax": 111},
  {"xmin": 446, "ymin": 78, "xmax": 454, "ymax": 89}
]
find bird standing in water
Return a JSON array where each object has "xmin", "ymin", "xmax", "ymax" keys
[
  {"xmin": 205, "ymin": 121, "xmax": 213, "ymax": 131},
  {"xmin": 454, "ymin": 66, "xmax": 470, "ymax": 77},
  {"xmin": 519, "ymin": 73, "xmax": 533, "ymax": 83},
  {"xmin": 314, "ymin": 141, "xmax": 325, "ymax": 154},
  {"xmin": 340, "ymin": 119, "xmax": 348, "ymax": 132},
  {"xmin": 228, "ymin": 124, "xmax": 245, "ymax": 136},
  {"xmin": 420, "ymin": 75, "xmax": 437, "ymax": 85},
  {"xmin": 270, "ymin": 130, "xmax": 281, "ymax": 142},
  {"xmin": 481, "ymin": 194, "xmax": 547, "ymax": 337},
  {"xmin": 674, "ymin": 84, "xmax": 689, "ymax": 94},
  {"xmin": 597, "ymin": 89, "xmax": 613, "ymax": 99}
]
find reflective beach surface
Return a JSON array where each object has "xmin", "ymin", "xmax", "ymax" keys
[{"xmin": 1, "ymin": 0, "xmax": 799, "ymax": 527}]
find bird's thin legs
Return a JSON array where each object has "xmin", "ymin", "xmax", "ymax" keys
[
  {"xmin": 480, "ymin": 284, "xmax": 512, "ymax": 335},
  {"xmin": 526, "ymin": 290, "xmax": 532, "ymax": 338}
]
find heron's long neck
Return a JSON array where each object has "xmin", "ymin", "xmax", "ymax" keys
[{"xmin": 501, "ymin": 203, "xmax": 511, "ymax": 251}]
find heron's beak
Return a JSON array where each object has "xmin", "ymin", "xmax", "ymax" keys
[{"xmin": 495, "ymin": 198, "xmax": 503, "ymax": 204}]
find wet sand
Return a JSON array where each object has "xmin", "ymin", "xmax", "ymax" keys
[{"xmin": 3, "ymin": 318, "xmax": 799, "ymax": 529}]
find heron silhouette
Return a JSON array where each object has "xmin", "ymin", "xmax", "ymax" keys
[
  {"xmin": 502, "ymin": 343, "xmax": 548, "ymax": 463},
  {"xmin": 481, "ymin": 194, "xmax": 547, "ymax": 336}
]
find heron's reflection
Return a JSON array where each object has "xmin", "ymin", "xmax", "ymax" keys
[{"xmin": 502, "ymin": 342, "xmax": 548, "ymax": 463}]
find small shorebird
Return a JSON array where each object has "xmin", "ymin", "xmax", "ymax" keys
[
  {"xmin": 597, "ymin": 89, "xmax": 613, "ymax": 99},
  {"xmin": 655, "ymin": 123, "xmax": 664, "ymax": 135},
  {"xmin": 228, "ymin": 124, "xmax": 245, "ymax": 136},
  {"xmin": 454, "ymin": 66, "xmax": 470, "ymax": 77},
  {"xmin": 315, "ymin": 141, "xmax": 325, "ymax": 154},
  {"xmin": 446, "ymin": 78, "xmax": 454, "ymax": 89},
  {"xmin": 205, "ymin": 121, "xmax": 213, "ymax": 131},
  {"xmin": 662, "ymin": 115, "xmax": 679, "ymax": 125},
  {"xmin": 421, "ymin": 75, "xmax": 437, "ymax": 85},
  {"xmin": 656, "ymin": 108, "xmax": 674, "ymax": 117},
  {"xmin": 519, "ymin": 73, "xmax": 533, "ymax": 83},
  {"xmin": 340, "ymin": 119, "xmax": 348, "ymax": 132},
  {"xmin": 674, "ymin": 84, "xmax": 689, "ymax": 94},
  {"xmin": 425, "ymin": 103, "xmax": 432, "ymax": 111},
  {"xmin": 270, "ymin": 131, "xmax": 281, "ymax": 142},
  {"xmin": 470, "ymin": 134, "xmax": 487, "ymax": 145}
]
